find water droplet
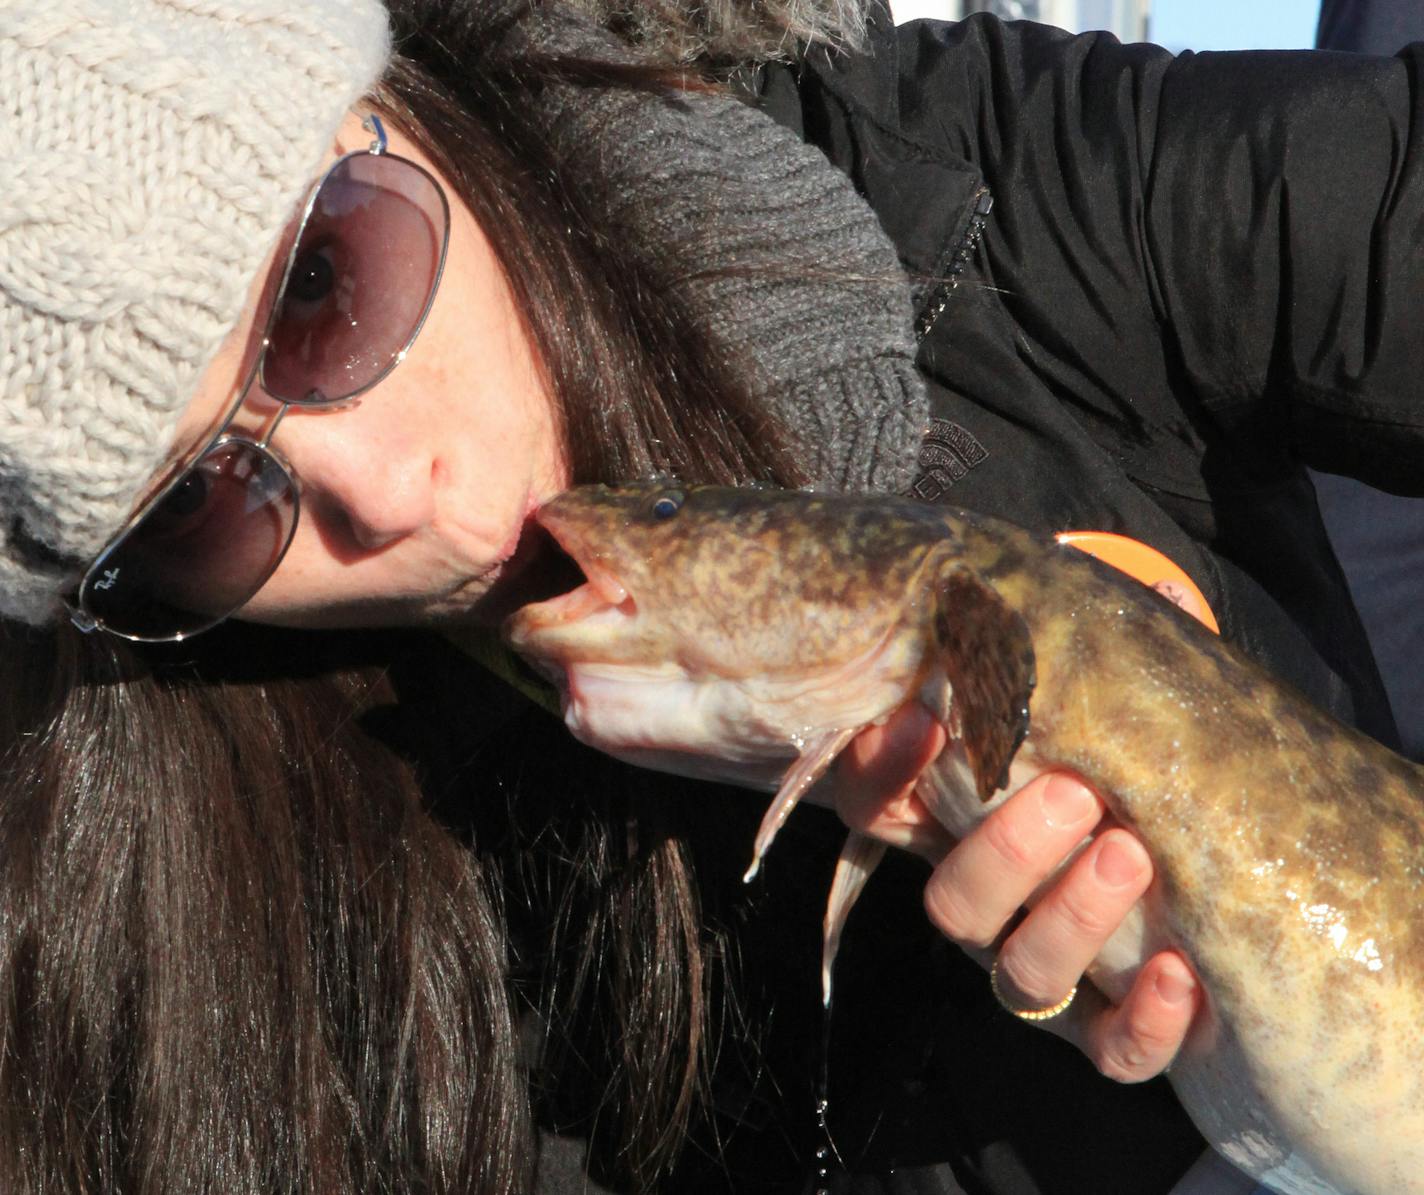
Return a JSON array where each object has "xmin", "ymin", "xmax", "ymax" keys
[{"xmin": 810, "ymin": 999, "xmax": 845, "ymax": 1187}]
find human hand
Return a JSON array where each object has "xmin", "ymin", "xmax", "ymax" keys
[{"xmin": 831, "ymin": 704, "xmax": 1201, "ymax": 1082}]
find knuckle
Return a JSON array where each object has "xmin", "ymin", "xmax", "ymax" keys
[
  {"xmin": 1095, "ymin": 1044, "xmax": 1155, "ymax": 1084},
  {"xmin": 995, "ymin": 948, "xmax": 1062, "ymax": 1006},
  {"xmin": 1131, "ymin": 1015, "xmax": 1185, "ymax": 1059},
  {"xmin": 1095, "ymin": 1015, "xmax": 1179, "ymax": 1084},
  {"xmin": 923, "ymin": 877, "xmax": 996, "ymax": 948},
  {"xmin": 1052, "ymin": 882, "xmax": 1119, "ymax": 943},
  {"xmin": 979, "ymin": 808, "xmax": 1040, "ymax": 874}
]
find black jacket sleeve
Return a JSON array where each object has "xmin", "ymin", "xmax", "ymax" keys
[
  {"xmin": 1150, "ymin": 41, "xmax": 1424, "ymax": 493},
  {"xmin": 892, "ymin": 16, "xmax": 1424, "ymax": 494}
]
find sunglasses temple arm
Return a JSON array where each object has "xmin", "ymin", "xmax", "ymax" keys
[{"xmin": 363, "ymin": 113, "xmax": 388, "ymax": 155}]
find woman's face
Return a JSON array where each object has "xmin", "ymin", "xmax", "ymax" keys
[{"xmin": 165, "ymin": 110, "xmax": 569, "ymax": 630}]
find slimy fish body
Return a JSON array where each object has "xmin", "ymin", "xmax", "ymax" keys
[{"xmin": 505, "ymin": 483, "xmax": 1424, "ymax": 1195}]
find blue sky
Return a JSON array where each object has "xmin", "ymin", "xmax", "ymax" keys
[
  {"xmin": 888, "ymin": 3, "xmax": 1324, "ymax": 53},
  {"xmin": 1151, "ymin": 0, "xmax": 1319, "ymax": 52}
]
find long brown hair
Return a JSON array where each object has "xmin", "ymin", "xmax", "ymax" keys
[
  {"xmin": 0, "ymin": 623, "xmax": 528, "ymax": 1193},
  {"xmin": 0, "ymin": 2, "xmax": 806, "ymax": 1192}
]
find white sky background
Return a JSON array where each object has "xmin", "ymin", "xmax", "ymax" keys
[
  {"xmin": 1151, "ymin": 0, "xmax": 1318, "ymax": 51},
  {"xmin": 888, "ymin": 1, "xmax": 1322, "ymax": 51}
]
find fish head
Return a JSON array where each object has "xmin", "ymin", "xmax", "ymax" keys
[{"xmin": 504, "ymin": 482, "xmax": 948, "ymax": 686}]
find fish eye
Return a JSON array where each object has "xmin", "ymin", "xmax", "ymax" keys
[{"xmin": 650, "ymin": 491, "xmax": 684, "ymax": 520}]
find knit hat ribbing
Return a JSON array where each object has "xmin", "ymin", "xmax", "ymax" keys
[{"xmin": 0, "ymin": 0, "xmax": 390, "ymax": 625}]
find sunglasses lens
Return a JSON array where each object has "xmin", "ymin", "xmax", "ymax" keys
[
  {"xmin": 262, "ymin": 153, "xmax": 449, "ymax": 404},
  {"xmin": 81, "ymin": 442, "xmax": 297, "ymax": 640}
]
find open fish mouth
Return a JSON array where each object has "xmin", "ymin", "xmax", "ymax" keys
[{"xmin": 504, "ymin": 507, "xmax": 636, "ymax": 638}]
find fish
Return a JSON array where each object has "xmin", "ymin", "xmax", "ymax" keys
[{"xmin": 503, "ymin": 481, "xmax": 1424, "ymax": 1195}]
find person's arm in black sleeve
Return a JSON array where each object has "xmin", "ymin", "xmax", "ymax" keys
[
  {"xmin": 1318, "ymin": 0, "xmax": 1424, "ymax": 54},
  {"xmin": 893, "ymin": 15, "xmax": 1424, "ymax": 496},
  {"xmin": 1147, "ymin": 42, "xmax": 1424, "ymax": 493}
]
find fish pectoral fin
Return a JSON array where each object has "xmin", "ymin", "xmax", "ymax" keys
[
  {"xmin": 934, "ymin": 565, "xmax": 1037, "ymax": 801},
  {"xmin": 743, "ymin": 726, "xmax": 860, "ymax": 882},
  {"xmin": 822, "ymin": 831, "xmax": 888, "ymax": 1007}
]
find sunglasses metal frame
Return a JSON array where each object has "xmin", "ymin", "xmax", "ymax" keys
[{"xmin": 67, "ymin": 115, "xmax": 451, "ymax": 643}]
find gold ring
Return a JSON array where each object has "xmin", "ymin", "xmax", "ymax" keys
[{"xmin": 989, "ymin": 958, "xmax": 1078, "ymax": 1022}]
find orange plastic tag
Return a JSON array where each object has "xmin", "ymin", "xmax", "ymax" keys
[{"xmin": 1055, "ymin": 531, "xmax": 1220, "ymax": 635}]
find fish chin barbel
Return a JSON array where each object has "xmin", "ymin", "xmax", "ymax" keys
[{"xmin": 505, "ymin": 482, "xmax": 1424, "ymax": 1195}]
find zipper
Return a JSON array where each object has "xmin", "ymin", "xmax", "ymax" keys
[{"xmin": 914, "ymin": 186, "xmax": 993, "ymax": 343}]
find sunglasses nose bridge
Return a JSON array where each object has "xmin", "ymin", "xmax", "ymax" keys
[{"xmin": 254, "ymin": 398, "xmax": 291, "ymax": 448}]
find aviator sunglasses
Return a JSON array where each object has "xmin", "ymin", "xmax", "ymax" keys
[{"xmin": 69, "ymin": 115, "xmax": 450, "ymax": 642}]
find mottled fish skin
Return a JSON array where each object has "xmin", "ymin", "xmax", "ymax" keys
[{"xmin": 505, "ymin": 483, "xmax": 1424, "ymax": 1195}]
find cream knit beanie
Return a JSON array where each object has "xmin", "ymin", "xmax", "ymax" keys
[{"xmin": 0, "ymin": 0, "xmax": 390, "ymax": 626}]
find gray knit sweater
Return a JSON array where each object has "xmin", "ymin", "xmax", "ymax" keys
[{"xmin": 513, "ymin": 0, "xmax": 929, "ymax": 494}]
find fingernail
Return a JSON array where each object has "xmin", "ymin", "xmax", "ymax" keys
[
  {"xmin": 1155, "ymin": 962, "xmax": 1195, "ymax": 1006},
  {"xmin": 1040, "ymin": 776, "xmax": 1096, "ymax": 828},
  {"xmin": 1093, "ymin": 837, "xmax": 1143, "ymax": 887}
]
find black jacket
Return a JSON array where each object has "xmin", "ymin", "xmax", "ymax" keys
[{"xmin": 523, "ymin": 14, "xmax": 1424, "ymax": 1195}]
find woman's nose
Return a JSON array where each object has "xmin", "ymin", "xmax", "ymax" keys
[{"xmin": 277, "ymin": 408, "xmax": 438, "ymax": 552}]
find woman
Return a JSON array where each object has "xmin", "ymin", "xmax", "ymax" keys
[{"xmin": 0, "ymin": 0, "xmax": 1416, "ymax": 1191}]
